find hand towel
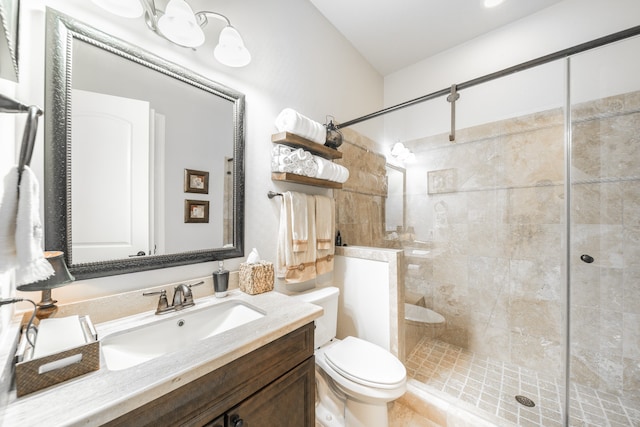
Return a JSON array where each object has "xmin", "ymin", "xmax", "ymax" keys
[
  {"xmin": 275, "ymin": 108, "xmax": 327, "ymax": 145},
  {"xmin": 0, "ymin": 166, "xmax": 54, "ymax": 284},
  {"xmin": 0, "ymin": 167, "xmax": 19, "ymax": 273},
  {"xmin": 33, "ymin": 315, "xmax": 86, "ymax": 359},
  {"xmin": 314, "ymin": 196, "xmax": 335, "ymax": 276},
  {"xmin": 276, "ymin": 192, "xmax": 317, "ymax": 283},
  {"xmin": 290, "ymin": 191, "xmax": 308, "ymax": 252}
]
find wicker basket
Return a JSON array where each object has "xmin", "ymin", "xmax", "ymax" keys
[{"xmin": 239, "ymin": 261, "xmax": 274, "ymax": 295}]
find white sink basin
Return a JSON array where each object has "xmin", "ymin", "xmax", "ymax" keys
[{"xmin": 100, "ymin": 300, "xmax": 265, "ymax": 371}]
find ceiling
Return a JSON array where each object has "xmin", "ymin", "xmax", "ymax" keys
[{"xmin": 309, "ymin": 0, "xmax": 565, "ymax": 76}]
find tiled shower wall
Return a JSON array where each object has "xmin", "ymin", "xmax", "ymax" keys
[
  {"xmin": 400, "ymin": 90, "xmax": 640, "ymax": 398},
  {"xmin": 403, "ymin": 105, "xmax": 566, "ymax": 378},
  {"xmin": 334, "ymin": 128, "xmax": 388, "ymax": 248}
]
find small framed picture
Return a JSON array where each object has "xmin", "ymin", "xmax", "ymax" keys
[
  {"xmin": 184, "ymin": 199, "xmax": 210, "ymax": 223},
  {"xmin": 184, "ymin": 169, "xmax": 209, "ymax": 194},
  {"xmin": 427, "ymin": 168, "xmax": 457, "ymax": 194}
]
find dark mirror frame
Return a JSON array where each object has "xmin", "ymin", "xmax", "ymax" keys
[{"xmin": 44, "ymin": 9, "xmax": 245, "ymax": 280}]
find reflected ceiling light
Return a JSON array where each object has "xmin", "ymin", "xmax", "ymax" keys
[
  {"xmin": 92, "ymin": 0, "xmax": 251, "ymax": 67},
  {"xmin": 484, "ymin": 0, "xmax": 505, "ymax": 8},
  {"xmin": 390, "ymin": 142, "xmax": 415, "ymax": 162}
]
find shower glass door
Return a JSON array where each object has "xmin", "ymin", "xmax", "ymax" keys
[{"xmin": 569, "ymin": 34, "xmax": 640, "ymax": 426}]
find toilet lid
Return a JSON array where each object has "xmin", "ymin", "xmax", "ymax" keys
[{"xmin": 323, "ymin": 336, "xmax": 406, "ymax": 389}]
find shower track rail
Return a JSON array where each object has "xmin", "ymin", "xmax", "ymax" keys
[{"xmin": 336, "ymin": 25, "xmax": 640, "ymax": 129}]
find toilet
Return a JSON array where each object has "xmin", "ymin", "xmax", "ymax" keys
[
  {"xmin": 404, "ymin": 303, "xmax": 445, "ymax": 355},
  {"xmin": 292, "ymin": 286, "xmax": 406, "ymax": 427}
]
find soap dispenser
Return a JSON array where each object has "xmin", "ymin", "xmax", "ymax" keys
[{"xmin": 213, "ymin": 261, "xmax": 229, "ymax": 298}]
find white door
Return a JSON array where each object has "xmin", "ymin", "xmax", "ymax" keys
[{"xmin": 71, "ymin": 89, "xmax": 151, "ymax": 264}]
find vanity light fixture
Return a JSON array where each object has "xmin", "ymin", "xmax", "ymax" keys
[{"xmin": 91, "ymin": 0, "xmax": 251, "ymax": 67}]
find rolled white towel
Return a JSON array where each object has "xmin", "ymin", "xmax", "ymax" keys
[
  {"xmin": 313, "ymin": 156, "xmax": 349, "ymax": 183},
  {"xmin": 274, "ymin": 108, "xmax": 327, "ymax": 144},
  {"xmin": 315, "ymin": 156, "xmax": 332, "ymax": 181}
]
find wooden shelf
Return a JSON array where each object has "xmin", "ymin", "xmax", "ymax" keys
[
  {"xmin": 271, "ymin": 172, "xmax": 343, "ymax": 189},
  {"xmin": 272, "ymin": 132, "xmax": 342, "ymax": 160}
]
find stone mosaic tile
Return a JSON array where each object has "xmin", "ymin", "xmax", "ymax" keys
[{"xmin": 406, "ymin": 336, "xmax": 638, "ymax": 427}]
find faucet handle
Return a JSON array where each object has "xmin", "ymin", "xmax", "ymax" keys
[
  {"xmin": 180, "ymin": 281, "xmax": 205, "ymax": 308},
  {"xmin": 187, "ymin": 280, "xmax": 205, "ymax": 290},
  {"xmin": 182, "ymin": 280, "xmax": 204, "ymax": 307},
  {"xmin": 143, "ymin": 289, "xmax": 172, "ymax": 314}
]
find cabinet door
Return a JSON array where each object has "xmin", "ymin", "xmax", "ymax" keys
[
  {"xmin": 227, "ymin": 357, "xmax": 315, "ymax": 427},
  {"xmin": 203, "ymin": 415, "xmax": 224, "ymax": 427}
]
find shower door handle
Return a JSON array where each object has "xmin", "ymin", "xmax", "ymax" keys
[{"xmin": 580, "ymin": 254, "xmax": 594, "ymax": 263}]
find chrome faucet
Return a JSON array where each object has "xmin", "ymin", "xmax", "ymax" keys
[{"xmin": 143, "ymin": 280, "xmax": 204, "ymax": 314}]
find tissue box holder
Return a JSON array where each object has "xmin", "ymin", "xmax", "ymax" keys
[
  {"xmin": 239, "ymin": 261, "xmax": 274, "ymax": 295},
  {"xmin": 15, "ymin": 315, "xmax": 100, "ymax": 397}
]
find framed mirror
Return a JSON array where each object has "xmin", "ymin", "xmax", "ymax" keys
[
  {"xmin": 0, "ymin": 0, "xmax": 19, "ymax": 81},
  {"xmin": 44, "ymin": 9, "xmax": 245, "ymax": 280}
]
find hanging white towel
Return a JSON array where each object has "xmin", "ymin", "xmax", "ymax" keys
[
  {"xmin": 276, "ymin": 192, "xmax": 317, "ymax": 283},
  {"xmin": 314, "ymin": 195, "xmax": 335, "ymax": 276},
  {"xmin": 0, "ymin": 166, "xmax": 53, "ymax": 284},
  {"xmin": 290, "ymin": 191, "xmax": 308, "ymax": 252},
  {"xmin": 0, "ymin": 167, "xmax": 19, "ymax": 273}
]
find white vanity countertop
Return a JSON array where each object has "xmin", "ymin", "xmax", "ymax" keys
[{"xmin": 0, "ymin": 290, "xmax": 322, "ymax": 426}]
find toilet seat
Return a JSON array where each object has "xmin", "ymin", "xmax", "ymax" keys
[
  {"xmin": 323, "ymin": 336, "xmax": 406, "ymax": 389},
  {"xmin": 404, "ymin": 303, "xmax": 445, "ymax": 324}
]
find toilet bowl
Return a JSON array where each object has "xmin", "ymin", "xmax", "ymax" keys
[
  {"xmin": 291, "ymin": 286, "xmax": 406, "ymax": 427},
  {"xmin": 404, "ymin": 303, "xmax": 445, "ymax": 355}
]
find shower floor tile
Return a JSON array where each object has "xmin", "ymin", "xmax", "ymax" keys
[{"xmin": 406, "ymin": 337, "xmax": 638, "ymax": 427}]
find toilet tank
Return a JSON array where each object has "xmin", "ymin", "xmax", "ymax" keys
[{"xmin": 291, "ymin": 286, "xmax": 339, "ymax": 348}]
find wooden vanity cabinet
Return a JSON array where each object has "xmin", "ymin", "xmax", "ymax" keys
[{"xmin": 104, "ymin": 323, "xmax": 315, "ymax": 427}]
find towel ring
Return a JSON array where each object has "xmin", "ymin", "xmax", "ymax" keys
[{"xmin": 0, "ymin": 93, "xmax": 44, "ymax": 184}]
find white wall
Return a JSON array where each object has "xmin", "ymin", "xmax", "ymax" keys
[
  {"xmin": 333, "ymin": 255, "xmax": 390, "ymax": 351},
  {"xmin": 0, "ymin": 0, "xmax": 382, "ymax": 306},
  {"xmin": 383, "ymin": 0, "xmax": 640, "ymax": 144}
]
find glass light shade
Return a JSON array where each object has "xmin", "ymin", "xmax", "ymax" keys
[
  {"xmin": 157, "ymin": 0, "xmax": 205, "ymax": 48},
  {"xmin": 91, "ymin": 0, "xmax": 144, "ymax": 18},
  {"xmin": 214, "ymin": 26, "xmax": 251, "ymax": 67}
]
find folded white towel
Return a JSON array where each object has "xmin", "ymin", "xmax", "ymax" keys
[
  {"xmin": 275, "ymin": 108, "xmax": 327, "ymax": 145},
  {"xmin": 0, "ymin": 166, "xmax": 54, "ymax": 284},
  {"xmin": 33, "ymin": 315, "xmax": 86, "ymax": 358}
]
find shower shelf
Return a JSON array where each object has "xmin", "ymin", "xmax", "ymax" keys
[
  {"xmin": 271, "ymin": 132, "xmax": 344, "ymax": 189},
  {"xmin": 271, "ymin": 172, "xmax": 342, "ymax": 189},
  {"xmin": 272, "ymin": 132, "xmax": 342, "ymax": 160}
]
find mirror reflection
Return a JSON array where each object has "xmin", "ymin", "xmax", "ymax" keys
[
  {"xmin": 44, "ymin": 9, "xmax": 245, "ymax": 279},
  {"xmin": 71, "ymin": 39, "xmax": 234, "ymax": 263}
]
